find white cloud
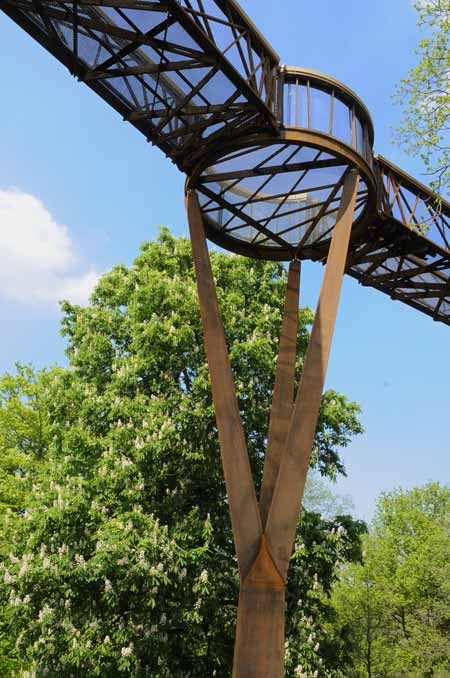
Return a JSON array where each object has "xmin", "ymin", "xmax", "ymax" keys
[{"xmin": 0, "ymin": 189, "xmax": 100, "ymax": 306}]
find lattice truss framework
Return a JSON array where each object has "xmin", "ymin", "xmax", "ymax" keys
[
  {"xmin": 1, "ymin": 0, "xmax": 278, "ymax": 171},
  {"xmin": 1, "ymin": 0, "xmax": 450, "ymax": 325},
  {"xmin": 347, "ymin": 157, "xmax": 450, "ymax": 324}
]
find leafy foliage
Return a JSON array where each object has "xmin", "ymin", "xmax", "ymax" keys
[
  {"xmin": 395, "ymin": 0, "xmax": 450, "ymax": 196},
  {"xmin": 0, "ymin": 365, "xmax": 54, "ymax": 525},
  {"xmin": 0, "ymin": 230, "xmax": 365, "ymax": 677},
  {"xmin": 331, "ymin": 483, "xmax": 450, "ymax": 677},
  {"xmin": 0, "ymin": 365, "xmax": 60, "ymax": 675}
]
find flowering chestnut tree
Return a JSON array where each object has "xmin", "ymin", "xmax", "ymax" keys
[
  {"xmin": 1, "ymin": 230, "xmax": 366, "ymax": 676},
  {"xmin": 395, "ymin": 0, "xmax": 450, "ymax": 195}
]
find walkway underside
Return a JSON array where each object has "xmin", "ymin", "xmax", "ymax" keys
[
  {"xmin": 1, "ymin": 0, "xmax": 278, "ymax": 172},
  {"xmin": 348, "ymin": 157, "xmax": 450, "ymax": 325},
  {"xmin": 2, "ymin": 0, "xmax": 449, "ymax": 324}
]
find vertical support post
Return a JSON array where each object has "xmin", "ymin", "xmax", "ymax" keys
[
  {"xmin": 260, "ymin": 260, "xmax": 301, "ymax": 528},
  {"xmin": 186, "ymin": 171, "xmax": 359, "ymax": 678},
  {"xmin": 186, "ymin": 190, "xmax": 262, "ymax": 577},
  {"xmin": 233, "ymin": 535, "xmax": 286, "ymax": 678},
  {"xmin": 266, "ymin": 170, "xmax": 360, "ymax": 580}
]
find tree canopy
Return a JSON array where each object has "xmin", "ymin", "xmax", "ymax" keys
[
  {"xmin": 331, "ymin": 482, "xmax": 450, "ymax": 677},
  {"xmin": 0, "ymin": 230, "xmax": 366, "ymax": 677},
  {"xmin": 395, "ymin": 0, "xmax": 450, "ymax": 195}
]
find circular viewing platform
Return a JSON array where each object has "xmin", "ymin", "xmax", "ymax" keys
[{"xmin": 187, "ymin": 68, "xmax": 377, "ymax": 261}]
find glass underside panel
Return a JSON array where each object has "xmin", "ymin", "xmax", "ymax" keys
[{"xmin": 196, "ymin": 142, "xmax": 369, "ymax": 255}]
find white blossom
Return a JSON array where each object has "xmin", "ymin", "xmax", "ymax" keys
[
  {"xmin": 38, "ymin": 605, "xmax": 53, "ymax": 622},
  {"xmin": 4, "ymin": 571, "xmax": 14, "ymax": 584},
  {"xmin": 121, "ymin": 643, "xmax": 133, "ymax": 657},
  {"xmin": 199, "ymin": 569, "xmax": 208, "ymax": 584}
]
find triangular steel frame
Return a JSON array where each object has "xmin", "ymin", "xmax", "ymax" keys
[{"xmin": 187, "ymin": 170, "xmax": 359, "ymax": 677}]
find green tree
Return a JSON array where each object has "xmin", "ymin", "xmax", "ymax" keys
[
  {"xmin": 395, "ymin": 0, "xmax": 450, "ymax": 195},
  {"xmin": 1, "ymin": 230, "xmax": 365, "ymax": 677},
  {"xmin": 331, "ymin": 483, "xmax": 450, "ymax": 677},
  {"xmin": 0, "ymin": 364, "xmax": 55, "ymax": 532},
  {"xmin": 0, "ymin": 365, "xmax": 60, "ymax": 675}
]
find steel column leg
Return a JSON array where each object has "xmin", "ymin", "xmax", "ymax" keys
[
  {"xmin": 260, "ymin": 260, "xmax": 301, "ymax": 528},
  {"xmin": 186, "ymin": 190, "xmax": 262, "ymax": 577},
  {"xmin": 232, "ymin": 536, "xmax": 285, "ymax": 678},
  {"xmin": 266, "ymin": 170, "xmax": 360, "ymax": 580}
]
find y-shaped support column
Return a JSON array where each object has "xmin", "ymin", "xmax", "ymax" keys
[
  {"xmin": 186, "ymin": 169, "xmax": 359, "ymax": 678},
  {"xmin": 265, "ymin": 170, "xmax": 360, "ymax": 580}
]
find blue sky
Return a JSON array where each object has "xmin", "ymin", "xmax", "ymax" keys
[{"xmin": 0, "ymin": 0, "xmax": 448, "ymax": 521}]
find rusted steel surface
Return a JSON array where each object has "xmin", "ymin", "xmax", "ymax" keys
[
  {"xmin": 259, "ymin": 259, "xmax": 300, "ymax": 528},
  {"xmin": 188, "ymin": 191, "xmax": 287, "ymax": 673},
  {"xmin": 187, "ymin": 178, "xmax": 359, "ymax": 674},
  {"xmin": 186, "ymin": 189, "xmax": 262, "ymax": 577},
  {"xmin": 233, "ymin": 536, "xmax": 286, "ymax": 678},
  {"xmin": 266, "ymin": 171, "xmax": 360, "ymax": 579}
]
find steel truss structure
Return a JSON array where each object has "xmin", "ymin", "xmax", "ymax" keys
[
  {"xmin": 2, "ymin": 1, "xmax": 449, "ymax": 676},
  {"xmin": 2, "ymin": 0, "xmax": 449, "ymax": 323}
]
